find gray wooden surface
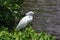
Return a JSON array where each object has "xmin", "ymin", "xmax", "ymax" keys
[{"xmin": 22, "ymin": 0, "xmax": 60, "ymax": 40}]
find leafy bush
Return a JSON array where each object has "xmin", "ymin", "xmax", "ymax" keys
[
  {"xmin": 0, "ymin": 26, "xmax": 56, "ymax": 40},
  {"xmin": 0, "ymin": 0, "xmax": 24, "ymax": 31}
]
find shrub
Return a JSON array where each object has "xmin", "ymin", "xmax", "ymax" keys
[
  {"xmin": 0, "ymin": 26, "xmax": 56, "ymax": 40},
  {"xmin": 0, "ymin": 0, "xmax": 24, "ymax": 31}
]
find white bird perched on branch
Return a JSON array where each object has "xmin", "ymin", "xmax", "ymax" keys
[{"xmin": 16, "ymin": 11, "xmax": 34, "ymax": 31}]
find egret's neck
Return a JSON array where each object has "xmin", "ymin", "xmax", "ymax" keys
[
  {"xmin": 27, "ymin": 15, "xmax": 33, "ymax": 17},
  {"xmin": 27, "ymin": 14, "xmax": 33, "ymax": 16}
]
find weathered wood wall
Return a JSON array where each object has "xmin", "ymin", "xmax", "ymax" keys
[{"xmin": 22, "ymin": 0, "xmax": 60, "ymax": 40}]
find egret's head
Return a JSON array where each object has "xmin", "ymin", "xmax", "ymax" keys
[{"xmin": 26, "ymin": 11, "xmax": 34, "ymax": 16}]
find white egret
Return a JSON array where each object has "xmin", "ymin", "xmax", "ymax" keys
[{"xmin": 16, "ymin": 11, "xmax": 34, "ymax": 31}]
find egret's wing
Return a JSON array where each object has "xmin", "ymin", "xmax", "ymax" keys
[{"xmin": 16, "ymin": 16, "xmax": 29, "ymax": 31}]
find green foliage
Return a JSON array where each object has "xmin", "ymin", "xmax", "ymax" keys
[
  {"xmin": 0, "ymin": 0, "xmax": 24, "ymax": 30},
  {"xmin": 0, "ymin": 26, "xmax": 56, "ymax": 40}
]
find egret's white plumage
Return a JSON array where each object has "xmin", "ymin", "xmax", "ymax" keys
[{"xmin": 16, "ymin": 11, "xmax": 34, "ymax": 31}]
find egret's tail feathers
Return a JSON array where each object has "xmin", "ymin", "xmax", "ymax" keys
[{"xmin": 16, "ymin": 26, "xmax": 20, "ymax": 31}]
